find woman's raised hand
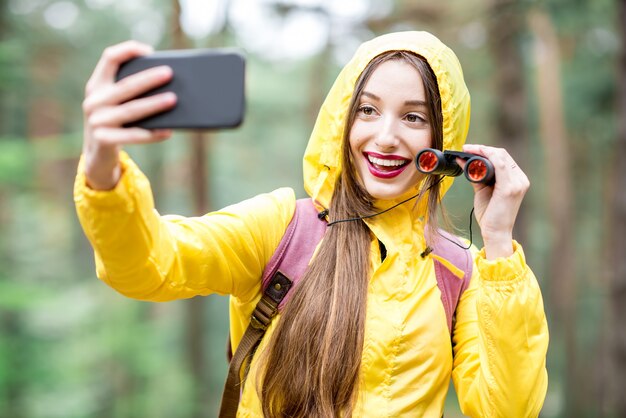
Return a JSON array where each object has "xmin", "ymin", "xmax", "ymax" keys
[
  {"xmin": 457, "ymin": 144, "xmax": 530, "ymax": 260},
  {"xmin": 82, "ymin": 41, "xmax": 177, "ymax": 190}
]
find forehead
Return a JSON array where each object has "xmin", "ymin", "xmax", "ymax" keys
[{"xmin": 362, "ymin": 59, "xmax": 426, "ymax": 99}]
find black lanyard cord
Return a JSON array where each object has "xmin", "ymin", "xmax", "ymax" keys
[{"xmin": 326, "ymin": 177, "xmax": 444, "ymax": 227}]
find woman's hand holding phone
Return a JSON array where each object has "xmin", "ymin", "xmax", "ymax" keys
[
  {"xmin": 81, "ymin": 41, "xmax": 177, "ymax": 191},
  {"xmin": 457, "ymin": 144, "xmax": 530, "ymax": 260}
]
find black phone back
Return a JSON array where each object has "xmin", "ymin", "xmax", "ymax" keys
[{"xmin": 116, "ymin": 49, "xmax": 245, "ymax": 130}]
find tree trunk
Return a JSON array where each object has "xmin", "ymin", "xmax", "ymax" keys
[
  {"xmin": 306, "ymin": 30, "xmax": 330, "ymax": 136},
  {"xmin": 0, "ymin": 0, "xmax": 9, "ymax": 136},
  {"xmin": 609, "ymin": 1, "xmax": 626, "ymax": 415},
  {"xmin": 27, "ymin": 46, "xmax": 64, "ymax": 139},
  {"xmin": 0, "ymin": 312, "xmax": 25, "ymax": 418},
  {"xmin": 0, "ymin": 0, "xmax": 7, "ymax": 39},
  {"xmin": 366, "ymin": 1, "xmax": 445, "ymax": 32},
  {"xmin": 171, "ymin": 2, "xmax": 211, "ymax": 417},
  {"xmin": 487, "ymin": 0, "xmax": 529, "ymax": 243},
  {"xmin": 528, "ymin": 9, "xmax": 578, "ymax": 417}
]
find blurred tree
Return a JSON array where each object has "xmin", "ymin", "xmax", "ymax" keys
[
  {"xmin": 528, "ymin": 7, "xmax": 577, "ymax": 417},
  {"xmin": 486, "ymin": 0, "xmax": 529, "ymax": 242},
  {"xmin": 0, "ymin": 0, "xmax": 11, "ymax": 136},
  {"xmin": 171, "ymin": 1, "xmax": 212, "ymax": 417},
  {"xmin": 0, "ymin": 311, "xmax": 25, "ymax": 417},
  {"xmin": 609, "ymin": 1, "xmax": 626, "ymax": 416},
  {"xmin": 1, "ymin": 4, "xmax": 37, "ymax": 417},
  {"xmin": 0, "ymin": 0, "xmax": 6, "ymax": 40},
  {"xmin": 367, "ymin": 0, "xmax": 445, "ymax": 32},
  {"xmin": 27, "ymin": 42, "xmax": 65, "ymax": 139}
]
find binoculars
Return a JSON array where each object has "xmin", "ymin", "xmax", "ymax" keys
[{"xmin": 415, "ymin": 148, "xmax": 495, "ymax": 185}]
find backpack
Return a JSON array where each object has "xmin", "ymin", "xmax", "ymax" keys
[{"xmin": 219, "ymin": 198, "xmax": 473, "ymax": 418}]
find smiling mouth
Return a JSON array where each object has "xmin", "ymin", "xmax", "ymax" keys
[{"xmin": 364, "ymin": 153, "xmax": 411, "ymax": 178}]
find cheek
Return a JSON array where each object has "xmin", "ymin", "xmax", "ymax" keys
[
  {"xmin": 348, "ymin": 128, "xmax": 364, "ymax": 153},
  {"xmin": 409, "ymin": 132, "xmax": 433, "ymax": 152},
  {"xmin": 426, "ymin": 130, "xmax": 434, "ymax": 147}
]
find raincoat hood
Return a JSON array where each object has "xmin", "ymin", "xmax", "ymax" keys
[{"xmin": 303, "ymin": 31, "xmax": 471, "ymax": 209}]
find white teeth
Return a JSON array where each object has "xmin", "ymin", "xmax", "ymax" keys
[{"xmin": 367, "ymin": 155, "xmax": 408, "ymax": 167}]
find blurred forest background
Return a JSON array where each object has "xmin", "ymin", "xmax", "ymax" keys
[{"xmin": 0, "ymin": 0, "xmax": 625, "ymax": 417}]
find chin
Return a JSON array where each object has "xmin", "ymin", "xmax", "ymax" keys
[
  {"xmin": 366, "ymin": 185, "xmax": 411, "ymax": 201},
  {"xmin": 359, "ymin": 170, "xmax": 424, "ymax": 202}
]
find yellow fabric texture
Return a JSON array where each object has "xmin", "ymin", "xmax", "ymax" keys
[{"xmin": 74, "ymin": 31, "xmax": 548, "ymax": 417}]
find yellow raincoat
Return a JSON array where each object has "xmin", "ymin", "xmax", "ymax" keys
[{"xmin": 75, "ymin": 32, "xmax": 548, "ymax": 417}]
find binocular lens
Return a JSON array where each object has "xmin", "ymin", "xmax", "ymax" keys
[
  {"xmin": 466, "ymin": 159, "xmax": 488, "ymax": 182},
  {"xmin": 415, "ymin": 148, "xmax": 495, "ymax": 185},
  {"xmin": 417, "ymin": 151, "xmax": 439, "ymax": 173}
]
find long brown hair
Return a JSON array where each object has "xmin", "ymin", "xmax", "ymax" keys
[{"xmin": 258, "ymin": 51, "xmax": 444, "ymax": 417}]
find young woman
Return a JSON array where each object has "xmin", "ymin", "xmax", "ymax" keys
[{"xmin": 75, "ymin": 31, "xmax": 548, "ymax": 417}]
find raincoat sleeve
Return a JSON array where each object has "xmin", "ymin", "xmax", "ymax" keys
[
  {"xmin": 73, "ymin": 152, "xmax": 296, "ymax": 302},
  {"xmin": 450, "ymin": 241, "xmax": 549, "ymax": 418}
]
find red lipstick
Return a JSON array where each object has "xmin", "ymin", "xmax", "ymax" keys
[{"xmin": 363, "ymin": 152, "xmax": 411, "ymax": 179}]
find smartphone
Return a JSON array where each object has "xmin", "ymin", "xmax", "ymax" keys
[{"xmin": 115, "ymin": 48, "xmax": 245, "ymax": 130}]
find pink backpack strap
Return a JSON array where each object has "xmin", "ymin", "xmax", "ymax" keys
[
  {"xmin": 429, "ymin": 229, "xmax": 473, "ymax": 333},
  {"xmin": 221, "ymin": 202, "xmax": 471, "ymax": 417},
  {"xmin": 220, "ymin": 198, "xmax": 327, "ymax": 418},
  {"xmin": 261, "ymin": 198, "xmax": 327, "ymax": 310},
  {"xmin": 262, "ymin": 202, "xmax": 472, "ymax": 330}
]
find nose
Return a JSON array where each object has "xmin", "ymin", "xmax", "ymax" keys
[{"xmin": 374, "ymin": 116, "xmax": 399, "ymax": 150}]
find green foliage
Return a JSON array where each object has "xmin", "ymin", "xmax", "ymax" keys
[
  {"xmin": 0, "ymin": 138, "xmax": 35, "ymax": 188},
  {"xmin": 0, "ymin": 40, "xmax": 28, "ymax": 91}
]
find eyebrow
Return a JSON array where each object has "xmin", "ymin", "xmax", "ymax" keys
[
  {"xmin": 404, "ymin": 100, "xmax": 427, "ymax": 107},
  {"xmin": 361, "ymin": 91, "xmax": 380, "ymax": 101},
  {"xmin": 361, "ymin": 91, "xmax": 427, "ymax": 107}
]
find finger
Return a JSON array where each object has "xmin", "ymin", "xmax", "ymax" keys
[
  {"xmin": 86, "ymin": 41, "xmax": 154, "ymax": 94},
  {"xmin": 463, "ymin": 144, "xmax": 519, "ymax": 171},
  {"xmin": 88, "ymin": 92, "xmax": 177, "ymax": 128},
  {"xmin": 482, "ymin": 147, "xmax": 521, "ymax": 187},
  {"xmin": 83, "ymin": 65, "xmax": 173, "ymax": 115},
  {"xmin": 464, "ymin": 145, "xmax": 529, "ymax": 196},
  {"xmin": 463, "ymin": 145, "xmax": 513, "ymax": 180},
  {"xmin": 91, "ymin": 127, "xmax": 173, "ymax": 147},
  {"xmin": 462, "ymin": 144, "xmax": 492, "ymax": 158}
]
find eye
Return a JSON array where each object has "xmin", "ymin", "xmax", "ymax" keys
[
  {"xmin": 358, "ymin": 105, "xmax": 376, "ymax": 116},
  {"xmin": 405, "ymin": 113, "xmax": 426, "ymax": 123}
]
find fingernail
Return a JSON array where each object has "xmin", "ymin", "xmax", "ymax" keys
[
  {"xmin": 162, "ymin": 92, "xmax": 177, "ymax": 103},
  {"xmin": 156, "ymin": 65, "xmax": 173, "ymax": 77},
  {"xmin": 138, "ymin": 47, "xmax": 154, "ymax": 57}
]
